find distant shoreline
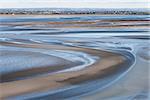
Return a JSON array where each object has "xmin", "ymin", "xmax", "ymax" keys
[
  {"xmin": 0, "ymin": 8, "xmax": 149, "ymax": 15},
  {"xmin": 0, "ymin": 13, "xmax": 149, "ymax": 16}
]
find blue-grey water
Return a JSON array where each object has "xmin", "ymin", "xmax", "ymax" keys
[{"xmin": 0, "ymin": 15, "xmax": 150, "ymax": 100}]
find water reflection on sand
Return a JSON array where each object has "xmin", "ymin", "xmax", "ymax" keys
[{"xmin": 0, "ymin": 15, "xmax": 149, "ymax": 100}]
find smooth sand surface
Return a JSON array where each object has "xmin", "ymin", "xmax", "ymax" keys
[
  {"xmin": 0, "ymin": 42, "xmax": 126, "ymax": 99},
  {"xmin": 80, "ymin": 46, "xmax": 150, "ymax": 100},
  {"xmin": 1, "ymin": 14, "xmax": 147, "ymax": 99}
]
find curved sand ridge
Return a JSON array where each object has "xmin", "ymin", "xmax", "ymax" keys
[
  {"xmin": 0, "ymin": 41, "xmax": 135, "ymax": 99},
  {"xmin": 0, "ymin": 15, "xmax": 145, "ymax": 99},
  {"xmin": 0, "ymin": 47, "xmax": 96, "ymax": 82}
]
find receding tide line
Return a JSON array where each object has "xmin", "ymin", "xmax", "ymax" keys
[
  {"xmin": 15, "ymin": 50, "xmax": 135, "ymax": 100},
  {"xmin": 0, "ymin": 42, "xmax": 135, "ymax": 99}
]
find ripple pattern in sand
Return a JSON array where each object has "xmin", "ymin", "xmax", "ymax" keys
[{"xmin": 0, "ymin": 15, "xmax": 149, "ymax": 99}]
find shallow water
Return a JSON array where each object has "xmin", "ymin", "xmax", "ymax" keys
[{"xmin": 0, "ymin": 15, "xmax": 150, "ymax": 100}]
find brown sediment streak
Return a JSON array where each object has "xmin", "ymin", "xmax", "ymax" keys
[
  {"xmin": 0, "ymin": 41, "xmax": 126, "ymax": 99},
  {"xmin": 1, "ymin": 20, "xmax": 149, "ymax": 25},
  {"xmin": 0, "ymin": 59, "xmax": 80, "ymax": 83},
  {"xmin": 0, "ymin": 20, "xmax": 149, "ymax": 29}
]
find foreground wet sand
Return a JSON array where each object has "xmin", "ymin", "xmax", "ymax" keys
[
  {"xmin": 0, "ymin": 41, "xmax": 129, "ymax": 99},
  {"xmin": 0, "ymin": 14, "xmax": 149, "ymax": 99}
]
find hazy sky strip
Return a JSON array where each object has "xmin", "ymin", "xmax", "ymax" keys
[{"xmin": 0, "ymin": 0, "xmax": 149, "ymax": 8}]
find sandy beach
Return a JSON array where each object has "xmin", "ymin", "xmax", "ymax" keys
[
  {"xmin": 0, "ymin": 41, "xmax": 130, "ymax": 98},
  {"xmin": 0, "ymin": 14, "xmax": 149, "ymax": 99}
]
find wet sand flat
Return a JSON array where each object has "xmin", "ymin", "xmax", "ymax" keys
[
  {"xmin": 0, "ymin": 14, "xmax": 149, "ymax": 99},
  {"xmin": 0, "ymin": 41, "xmax": 128, "ymax": 99}
]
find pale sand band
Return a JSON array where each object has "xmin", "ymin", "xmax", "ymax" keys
[{"xmin": 0, "ymin": 42, "xmax": 126, "ymax": 99}]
